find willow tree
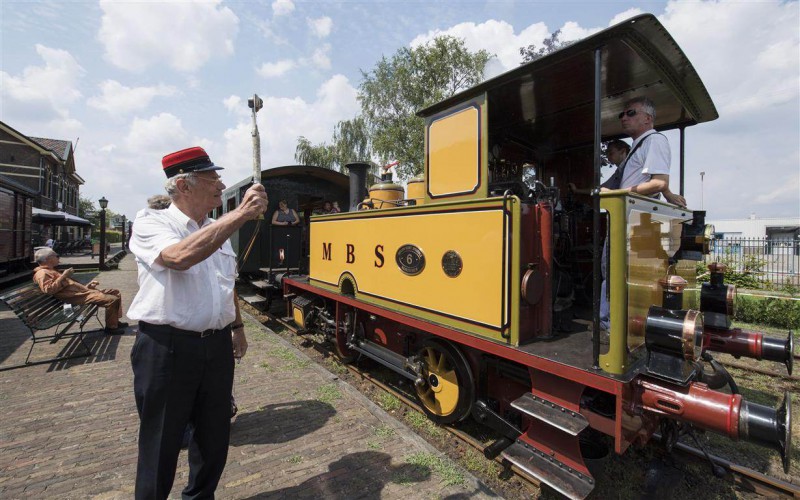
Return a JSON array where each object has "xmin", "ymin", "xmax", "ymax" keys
[{"xmin": 358, "ymin": 36, "xmax": 493, "ymax": 179}]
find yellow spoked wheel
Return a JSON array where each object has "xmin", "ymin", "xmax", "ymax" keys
[{"xmin": 415, "ymin": 340, "xmax": 475, "ymax": 424}]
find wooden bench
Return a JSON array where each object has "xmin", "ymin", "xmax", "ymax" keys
[{"xmin": 0, "ymin": 282, "xmax": 102, "ymax": 370}]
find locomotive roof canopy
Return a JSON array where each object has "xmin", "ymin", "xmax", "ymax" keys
[{"xmin": 418, "ymin": 14, "xmax": 718, "ymax": 153}]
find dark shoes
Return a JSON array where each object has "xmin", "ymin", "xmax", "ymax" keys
[{"xmin": 104, "ymin": 322, "xmax": 129, "ymax": 335}]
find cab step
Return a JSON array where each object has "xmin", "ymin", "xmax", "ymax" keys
[
  {"xmin": 511, "ymin": 393, "xmax": 588, "ymax": 436},
  {"xmin": 239, "ymin": 293, "xmax": 267, "ymax": 307},
  {"xmin": 502, "ymin": 440, "xmax": 594, "ymax": 500}
]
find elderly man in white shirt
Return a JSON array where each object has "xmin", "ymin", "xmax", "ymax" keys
[{"xmin": 127, "ymin": 146, "xmax": 267, "ymax": 500}]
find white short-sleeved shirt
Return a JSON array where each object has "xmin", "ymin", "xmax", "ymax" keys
[
  {"xmin": 619, "ymin": 129, "xmax": 671, "ymax": 193},
  {"xmin": 127, "ymin": 204, "xmax": 238, "ymax": 332}
]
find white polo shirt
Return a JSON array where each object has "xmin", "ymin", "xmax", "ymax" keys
[
  {"xmin": 127, "ymin": 204, "xmax": 238, "ymax": 332},
  {"xmin": 619, "ymin": 129, "xmax": 671, "ymax": 192}
]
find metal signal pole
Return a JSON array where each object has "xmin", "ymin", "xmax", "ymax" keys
[{"xmin": 248, "ymin": 94, "xmax": 263, "ymax": 184}]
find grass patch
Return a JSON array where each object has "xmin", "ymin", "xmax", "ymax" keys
[
  {"xmin": 316, "ymin": 383, "xmax": 342, "ymax": 405},
  {"xmin": 406, "ymin": 411, "xmax": 444, "ymax": 437},
  {"xmin": 269, "ymin": 346, "xmax": 311, "ymax": 369},
  {"xmin": 259, "ymin": 361, "xmax": 272, "ymax": 372},
  {"xmin": 377, "ymin": 392, "xmax": 402, "ymax": 411},
  {"xmin": 250, "ymin": 330, "xmax": 268, "ymax": 341},
  {"xmin": 286, "ymin": 455, "xmax": 303, "ymax": 464},
  {"xmin": 330, "ymin": 361, "xmax": 349, "ymax": 375},
  {"xmin": 462, "ymin": 447, "xmax": 498, "ymax": 476},
  {"xmin": 367, "ymin": 439, "xmax": 382, "ymax": 450},
  {"xmin": 373, "ymin": 424, "xmax": 396, "ymax": 438},
  {"xmin": 405, "ymin": 452, "xmax": 464, "ymax": 487}
]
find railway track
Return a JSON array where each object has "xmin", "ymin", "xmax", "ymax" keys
[{"xmin": 255, "ymin": 306, "xmax": 800, "ymax": 499}]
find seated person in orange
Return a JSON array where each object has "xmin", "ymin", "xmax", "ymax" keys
[
  {"xmin": 271, "ymin": 200, "xmax": 299, "ymax": 226},
  {"xmin": 32, "ymin": 248, "xmax": 128, "ymax": 334}
]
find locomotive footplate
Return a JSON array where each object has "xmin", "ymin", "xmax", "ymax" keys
[
  {"xmin": 502, "ymin": 439, "xmax": 594, "ymax": 500},
  {"xmin": 511, "ymin": 393, "xmax": 588, "ymax": 436}
]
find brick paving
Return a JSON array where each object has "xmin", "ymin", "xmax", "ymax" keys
[{"xmin": 0, "ymin": 254, "xmax": 498, "ymax": 499}]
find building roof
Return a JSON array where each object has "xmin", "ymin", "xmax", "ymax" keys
[
  {"xmin": 28, "ymin": 137, "xmax": 72, "ymax": 161},
  {"xmin": 0, "ymin": 121, "xmax": 61, "ymax": 162}
]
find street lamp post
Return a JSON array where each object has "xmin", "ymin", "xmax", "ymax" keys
[
  {"xmin": 99, "ymin": 196, "xmax": 108, "ymax": 270},
  {"xmin": 121, "ymin": 215, "xmax": 127, "ymax": 250},
  {"xmin": 700, "ymin": 171, "xmax": 705, "ymax": 210}
]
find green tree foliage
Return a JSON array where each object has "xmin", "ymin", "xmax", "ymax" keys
[
  {"xmin": 519, "ymin": 30, "xmax": 571, "ymax": 63},
  {"xmin": 295, "ymin": 136, "xmax": 336, "ymax": 170},
  {"xmin": 358, "ymin": 36, "xmax": 493, "ymax": 179},
  {"xmin": 78, "ymin": 195, "xmax": 120, "ymax": 239},
  {"xmin": 295, "ymin": 116, "xmax": 371, "ymax": 172}
]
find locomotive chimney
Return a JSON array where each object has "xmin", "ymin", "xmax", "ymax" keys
[{"xmin": 345, "ymin": 162, "xmax": 370, "ymax": 212}]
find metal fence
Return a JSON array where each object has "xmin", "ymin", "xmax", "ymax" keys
[{"xmin": 705, "ymin": 237, "xmax": 800, "ymax": 289}]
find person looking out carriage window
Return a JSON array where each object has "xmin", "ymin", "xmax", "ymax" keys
[
  {"xmin": 330, "ymin": 201, "xmax": 341, "ymax": 213},
  {"xmin": 32, "ymin": 248, "xmax": 128, "ymax": 334},
  {"xmin": 126, "ymin": 146, "xmax": 268, "ymax": 499},
  {"xmin": 271, "ymin": 199, "xmax": 299, "ymax": 226}
]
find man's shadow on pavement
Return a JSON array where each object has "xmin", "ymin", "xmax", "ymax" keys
[
  {"xmin": 241, "ymin": 450, "xmax": 431, "ymax": 499},
  {"xmin": 230, "ymin": 400, "xmax": 336, "ymax": 445}
]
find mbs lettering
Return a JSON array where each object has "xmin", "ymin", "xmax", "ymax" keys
[{"xmin": 321, "ymin": 242, "xmax": 384, "ymax": 268}]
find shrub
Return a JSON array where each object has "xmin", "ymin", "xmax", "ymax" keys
[{"xmin": 734, "ymin": 294, "xmax": 800, "ymax": 329}]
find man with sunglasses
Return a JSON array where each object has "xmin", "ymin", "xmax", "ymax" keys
[
  {"xmin": 605, "ymin": 96, "xmax": 686, "ymax": 207},
  {"xmin": 127, "ymin": 146, "xmax": 268, "ymax": 499},
  {"xmin": 599, "ymin": 97, "xmax": 686, "ymax": 331}
]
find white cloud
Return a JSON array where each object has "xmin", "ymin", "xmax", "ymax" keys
[
  {"xmin": 309, "ymin": 44, "xmax": 332, "ymax": 70},
  {"xmin": 87, "ymin": 80, "xmax": 178, "ymax": 115},
  {"xmin": 608, "ymin": 8, "xmax": 643, "ymax": 27},
  {"xmin": 659, "ymin": 0, "xmax": 799, "ymax": 218},
  {"xmin": 408, "ymin": 18, "xmax": 601, "ymax": 75},
  {"xmin": 272, "ymin": 0, "xmax": 294, "ymax": 17},
  {"xmin": 256, "ymin": 59, "xmax": 297, "ymax": 78},
  {"xmin": 124, "ymin": 113, "xmax": 189, "ymax": 152},
  {"xmin": 0, "ymin": 44, "xmax": 84, "ymax": 137},
  {"xmin": 308, "ymin": 16, "xmax": 333, "ymax": 38},
  {"xmin": 660, "ymin": 0, "xmax": 799, "ymax": 116},
  {"xmin": 223, "ymin": 95, "xmax": 243, "ymax": 113},
  {"xmin": 256, "ymin": 45, "xmax": 331, "ymax": 79},
  {"xmin": 98, "ymin": 0, "xmax": 238, "ymax": 72},
  {"xmin": 217, "ymin": 75, "xmax": 360, "ymax": 182}
]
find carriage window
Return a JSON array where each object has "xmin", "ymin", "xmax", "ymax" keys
[{"xmin": 226, "ymin": 197, "xmax": 236, "ymax": 213}]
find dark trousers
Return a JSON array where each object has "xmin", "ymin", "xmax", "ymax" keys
[{"xmin": 131, "ymin": 323, "xmax": 234, "ymax": 500}]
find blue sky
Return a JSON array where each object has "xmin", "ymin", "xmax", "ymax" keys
[{"xmin": 2, "ymin": 0, "xmax": 798, "ymax": 222}]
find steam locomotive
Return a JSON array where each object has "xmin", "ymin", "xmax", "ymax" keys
[{"xmin": 230, "ymin": 15, "xmax": 794, "ymax": 499}]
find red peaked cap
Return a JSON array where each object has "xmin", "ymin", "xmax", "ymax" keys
[{"xmin": 161, "ymin": 146, "xmax": 224, "ymax": 178}]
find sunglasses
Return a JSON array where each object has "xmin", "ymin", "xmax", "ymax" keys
[{"xmin": 618, "ymin": 109, "xmax": 637, "ymax": 119}]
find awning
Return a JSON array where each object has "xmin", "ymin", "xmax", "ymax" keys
[{"xmin": 32, "ymin": 208, "xmax": 93, "ymax": 227}]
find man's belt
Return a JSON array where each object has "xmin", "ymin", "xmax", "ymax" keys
[{"xmin": 139, "ymin": 321, "xmax": 230, "ymax": 338}]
